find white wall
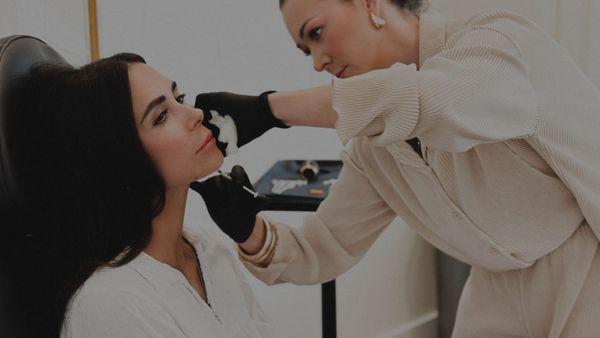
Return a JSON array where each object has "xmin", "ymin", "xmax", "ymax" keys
[{"xmin": 0, "ymin": 0, "xmax": 89, "ymax": 65}]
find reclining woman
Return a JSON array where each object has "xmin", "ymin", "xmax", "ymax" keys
[{"xmin": 2, "ymin": 53, "xmax": 272, "ymax": 338}]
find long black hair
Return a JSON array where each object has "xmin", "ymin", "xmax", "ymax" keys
[{"xmin": 0, "ymin": 53, "xmax": 165, "ymax": 337}]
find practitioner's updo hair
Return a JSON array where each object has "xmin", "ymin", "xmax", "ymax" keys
[
  {"xmin": 279, "ymin": 0, "xmax": 429, "ymax": 16},
  {"xmin": 390, "ymin": 0, "xmax": 429, "ymax": 15}
]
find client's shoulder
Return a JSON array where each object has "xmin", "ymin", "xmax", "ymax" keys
[
  {"xmin": 71, "ymin": 252, "xmax": 158, "ymax": 305},
  {"xmin": 63, "ymin": 254, "xmax": 176, "ymax": 337}
]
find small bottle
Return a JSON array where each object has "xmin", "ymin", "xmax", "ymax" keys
[{"xmin": 299, "ymin": 160, "xmax": 319, "ymax": 182}]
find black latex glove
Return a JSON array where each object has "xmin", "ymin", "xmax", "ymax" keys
[
  {"xmin": 194, "ymin": 91, "xmax": 289, "ymax": 156},
  {"xmin": 189, "ymin": 165, "xmax": 270, "ymax": 243}
]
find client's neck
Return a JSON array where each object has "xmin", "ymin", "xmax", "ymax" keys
[{"xmin": 144, "ymin": 186, "xmax": 190, "ymax": 269}]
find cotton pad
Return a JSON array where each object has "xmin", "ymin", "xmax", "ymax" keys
[{"xmin": 208, "ymin": 110, "xmax": 239, "ymax": 156}]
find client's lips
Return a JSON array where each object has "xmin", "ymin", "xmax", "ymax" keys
[
  {"xmin": 196, "ymin": 135, "xmax": 214, "ymax": 153},
  {"xmin": 336, "ymin": 66, "xmax": 347, "ymax": 79}
]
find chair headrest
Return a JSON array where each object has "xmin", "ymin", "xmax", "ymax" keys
[{"xmin": 0, "ymin": 35, "xmax": 71, "ymax": 201}]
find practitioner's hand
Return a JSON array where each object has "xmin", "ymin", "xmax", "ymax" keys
[
  {"xmin": 194, "ymin": 91, "xmax": 289, "ymax": 156},
  {"xmin": 189, "ymin": 165, "xmax": 269, "ymax": 243}
]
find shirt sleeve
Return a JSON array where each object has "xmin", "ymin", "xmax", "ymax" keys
[
  {"xmin": 241, "ymin": 144, "xmax": 397, "ymax": 285},
  {"xmin": 332, "ymin": 26, "xmax": 539, "ymax": 152},
  {"xmin": 61, "ymin": 290, "xmax": 185, "ymax": 338}
]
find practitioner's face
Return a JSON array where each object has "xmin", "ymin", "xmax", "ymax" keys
[
  {"xmin": 281, "ymin": 0, "xmax": 419, "ymax": 78},
  {"xmin": 129, "ymin": 63, "xmax": 223, "ymax": 189},
  {"xmin": 282, "ymin": 0, "xmax": 383, "ymax": 78}
]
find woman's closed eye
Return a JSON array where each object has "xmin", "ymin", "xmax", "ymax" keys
[
  {"xmin": 308, "ymin": 27, "xmax": 322, "ymax": 41},
  {"xmin": 153, "ymin": 93, "xmax": 187, "ymax": 126},
  {"xmin": 301, "ymin": 27, "xmax": 323, "ymax": 56}
]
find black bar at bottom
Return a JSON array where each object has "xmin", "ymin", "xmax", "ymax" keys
[{"xmin": 321, "ymin": 280, "xmax": 337, "ymax": 338}]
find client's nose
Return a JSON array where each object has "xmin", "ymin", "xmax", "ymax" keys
[{"xmin": 187, "ymin": 106, "xmax": 204, "ymax": 130}]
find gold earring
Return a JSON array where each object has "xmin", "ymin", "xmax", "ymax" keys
[{"xmin": 370, "ymin": 12, "xmax": 386, "ymax": 29}]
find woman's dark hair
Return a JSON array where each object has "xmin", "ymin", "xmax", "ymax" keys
[
  {"xmin": 279, "ymin": 0, "xmax": 429, "ymax": 15},
  {"xmin": 0, "ymin": 53, "xmax": 165, "ymax": 337}
]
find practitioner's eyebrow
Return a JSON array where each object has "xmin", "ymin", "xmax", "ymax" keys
[
  {"xmin": 299, "ymin": 17, "xmax": 314, "ymax": 40},
  {"xmin": 141, "ymin": 81, "xmax": 177, "ymax": 123}
]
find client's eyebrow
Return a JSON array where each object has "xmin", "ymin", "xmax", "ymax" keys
[{"xmin": 141, "ymin": 81, "xmax": 178, "ymax": 123}]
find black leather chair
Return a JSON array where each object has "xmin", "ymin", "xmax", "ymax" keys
[
  {"xmin": 0, "ymin": 35, "xmax": 70, "ymax": 203},
  {"xmin": 0, "ymin": 35, "xmax": 71, "ymax": 338}
]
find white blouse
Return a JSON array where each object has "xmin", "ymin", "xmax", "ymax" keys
[{"xmin": 62, "ymin": 226, "xmax": 273, "ymax": 338}]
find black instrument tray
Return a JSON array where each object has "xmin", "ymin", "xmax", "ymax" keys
[{"xmin": 254, "ymin": 160, "xmax": 342, "ymax": 212}]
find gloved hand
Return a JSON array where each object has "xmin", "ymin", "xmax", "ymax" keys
[
  {"xmin": 194, "ymin": 91, "xmax": 289, "ymax": 156},
  {"xmin": 189, "ymin": 165, "xmax": 270, "ymax": 243}
]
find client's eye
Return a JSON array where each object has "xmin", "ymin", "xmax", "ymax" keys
[
  {"xmin": 154, "ymin": 110, "xmax": 168, "ymax": 125},
  {"xmin": 152, "ymin": 94, "xmax": 186, "ymax": 126}
]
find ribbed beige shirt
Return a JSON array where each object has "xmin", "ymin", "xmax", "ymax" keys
[{"xmin": 242, "ymin": 9, "xmax": 600, "ymax": 337}]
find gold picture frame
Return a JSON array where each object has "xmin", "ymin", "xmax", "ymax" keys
[{"xmin": 88, "ymin": 0, "xmax": 99, "ymax": 61}]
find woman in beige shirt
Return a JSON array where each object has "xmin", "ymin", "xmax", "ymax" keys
[{"xmin": 192, "ymin": 0, "xmax": 600, "ymax": 336}]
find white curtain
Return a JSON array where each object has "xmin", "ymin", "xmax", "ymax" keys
[{"xmin": 431, "ymin": 0, "xmax": 600, "ymax": 88}]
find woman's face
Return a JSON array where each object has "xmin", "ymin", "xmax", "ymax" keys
[
  {"xmin": 281, "ymin": 0, "xmax": 418, "ymax": 78},
  {"xmin": 129, "ymin": 63, "xmax": 223, "ymax": 189}
]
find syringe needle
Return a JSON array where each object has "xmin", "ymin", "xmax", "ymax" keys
[{"xmin": 218, "ymin": 170, "xmax": 259, "ymax": 198}]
